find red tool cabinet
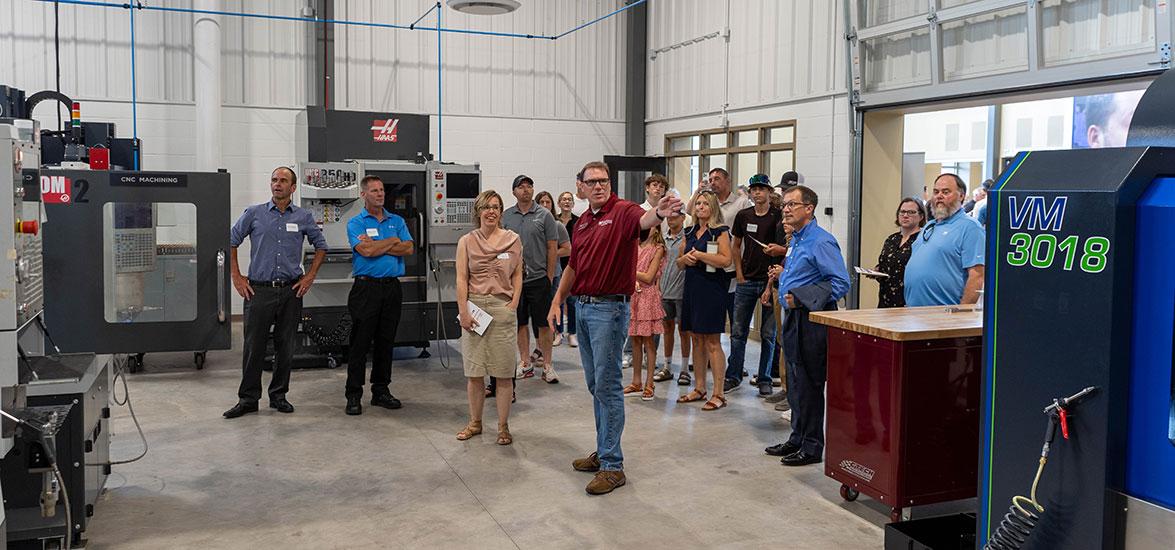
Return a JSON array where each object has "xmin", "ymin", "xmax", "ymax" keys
[{"xmin": 811, "ymin": 307, "xmax": 982, "ymax": 522}]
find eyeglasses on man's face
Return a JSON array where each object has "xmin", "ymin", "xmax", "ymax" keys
[
  {"xmin": 782, "ymin": 201, "xmax": 811, "ymax": 210},
  {"xmin": 898, "ymin": 209, "xmax": 920, "ymax": 216},
  {"xmin": 583, "ymin": 178, "xmax": 610, "ymax": 188}
]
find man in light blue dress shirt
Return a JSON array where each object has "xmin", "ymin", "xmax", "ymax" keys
[
  {"xmin": 904, "ymin": 173, "xmax": 986, "ymax": 307},
  {"xmin": 225, "ymin": 166, "xmax": 327, "ymax": 419},
  {"xmin": 767, "ymin": 185, "xmax": 849, "ymax": 467}
]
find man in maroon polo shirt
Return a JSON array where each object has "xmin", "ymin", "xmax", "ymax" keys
[{"xmin": 548, "ymin": 160, "xmax": 681, "ymax": 495}]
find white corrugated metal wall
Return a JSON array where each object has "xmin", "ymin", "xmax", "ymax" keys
[
  {"xmin": 2, "ymin": 0, "xmax": 628, "ymax": 118},
  {"xmin": 646, "ymin": 0, "xmax": 845, "ymax": 121},
  {"xmin": 645, "ymin": 0, "xmax": 852, "ymax": 247},
  {"xmin": 2, "ymin": 0, "xmax": 630, "ymax": 313},
  {"xmin": 332, "ymin": 0, "xmax": 625, "ymax": 122},
  {"xmin": 0, "ymin": 0, "xmax": 311, "ymax": 107}
]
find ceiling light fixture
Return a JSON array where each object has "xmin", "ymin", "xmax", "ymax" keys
[{"xmin": 446, "ymin": 0, "xmax": 521, "ymax": 16}]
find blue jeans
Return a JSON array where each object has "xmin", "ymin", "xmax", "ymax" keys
[
  {"xmin": 575, "ymin": 299, "xmax": 629, "ymax": 471},
  {"xmin": 552, "ymin": 273, "xmax": 576, "ymax": 335},
  {"xmin": 727, "ymin": 280, "xmax": 776, "ymax": 383}
]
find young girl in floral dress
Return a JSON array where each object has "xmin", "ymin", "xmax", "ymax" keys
[{"xmin": 623, "ymin": 226, "xmax": 666, "ymax": 401}]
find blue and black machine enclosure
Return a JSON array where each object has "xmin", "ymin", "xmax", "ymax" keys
[{"xmin": 978, "ymin": 69, "xmax": 1175, "ymax": 549}]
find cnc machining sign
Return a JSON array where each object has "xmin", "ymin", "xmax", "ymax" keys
[{"xmin": 40, "ymin": 171, "xmax": 188, "ymax": 204}]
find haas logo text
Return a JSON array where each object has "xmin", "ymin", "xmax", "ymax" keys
[{"xmin": 371, "ymin": 119, "xmax": 400, "ymax": 143}]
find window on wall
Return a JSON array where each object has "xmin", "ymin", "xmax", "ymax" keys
[
  {"xmin": 665, "ymin": 121, "xmax": 797, "ymax": 194},
  {"xmin": 850, "ymin": 0, "xmax": 1162, "ymax": 104}
]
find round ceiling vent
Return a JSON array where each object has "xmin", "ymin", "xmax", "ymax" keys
[{"xmin": 446, "ymin": 0, "xmax": 521, "ymax": 16}]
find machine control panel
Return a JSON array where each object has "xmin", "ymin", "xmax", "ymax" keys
[
  {"xmin": 297, "ymin": 161, "xmax": 362, "ymax": 250},
  {"xmin": 426, "ymin": 161, "xmax": 479, "ymax": 229},
  {"xmin": 1, "ymin": 125, "xmax": 43, "ymax": 330}
]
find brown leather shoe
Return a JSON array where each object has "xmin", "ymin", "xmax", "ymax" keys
[
  {"xmin": 585, "ymin": 470, "xmax": 626, "ymax": 495},
  {"xmin": 572, "ymin": 452, "xmax": 600, "ymax": 472}
]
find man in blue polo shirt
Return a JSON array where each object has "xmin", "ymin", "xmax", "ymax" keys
[
  {"xmin": 904, "ymin": 173, "xmax": 986, "ymax": 307},
  {"xmin": 344, "ymin": 175, "xmax": 415, "ymax": 415},
  {"xmin": 225, "ymin": 166, "xmax": 328, "ymax": 419}
]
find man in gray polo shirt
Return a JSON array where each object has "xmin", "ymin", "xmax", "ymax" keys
[{"xmin": 502, "ymin": 174, "xmax": 562, "ymax": 382}]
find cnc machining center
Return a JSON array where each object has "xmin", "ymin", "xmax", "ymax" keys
[
  {"xmin": 290, "ymin": 107, "xmax": 476, "ymax": 366},
  {"xmin": 294, "ymin": 159, "xmax": 477, "ymax": 365},
  {"xmin": 0, "ymin": 120, "xmax": 114, "ymax": 549},
  {"xmin": 974, "ymin": 73, "xmax": 1175, "ymax": 549}
]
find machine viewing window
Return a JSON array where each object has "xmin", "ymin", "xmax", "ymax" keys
[
  {"xmin": 102, "ymin": 202, "xmax": 198, "ymax": 324},
  {"xmin": 366, "ymin": 170, "xmax": 422, "ymax": 212}
]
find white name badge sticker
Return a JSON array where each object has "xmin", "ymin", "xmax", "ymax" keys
[
  {"xmin": 786, "ymin": 247, "xmax": 793, "ymax": 257},
  {"xmin": 286, "ymin": 223, "xmax": 299, "ymax": 232},
  {"xmin": 497, "ymin": 252, "xmax": 510, "ymax": 260},
  {"xmin": 746, "ymin": 223, "xmax": 758, "ymax": 233},
  {"xmin": 366, "ymin": 228, "xmax": 379, "ymax": 237}
]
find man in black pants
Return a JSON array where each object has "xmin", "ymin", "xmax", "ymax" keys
[
  {"xmin": 225, "ymin": 166, "xmax": 327, "ymax": 419},
  {"xmin": 344, "ymin": 175, "xmax": 415, "ymax": 415}
]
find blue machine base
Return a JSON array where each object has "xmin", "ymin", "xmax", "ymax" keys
[{"xmin": 1126, "ymin": 177, "xmax": 1175, "ymax": 509}]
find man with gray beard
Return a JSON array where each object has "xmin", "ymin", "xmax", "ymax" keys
[{"xmin": 903, "ymin": 173, "xmax": 985, "ymax": 306}]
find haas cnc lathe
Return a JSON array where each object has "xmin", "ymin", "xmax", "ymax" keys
[{"xmin": 292, "ymin": 159, "xmax": 478, "ymax": 367}]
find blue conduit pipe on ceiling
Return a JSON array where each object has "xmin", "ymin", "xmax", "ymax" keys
[
  {"xmin": 34, "ymin": 0, "xmax": 649, "ymax": 167},
  {"xmin": 32, "ymin": 0, "xmax": 652, "ymax": 39},
  {"xmin": 555, "ymin": 1, "xmax": 647, "ymax": 40}
]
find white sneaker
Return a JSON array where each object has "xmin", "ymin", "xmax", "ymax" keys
[
  {"xmin": 569, "ymin": 334, "xmax": 578, "ymax": 347},
  {"xmin": 553, "ymin": 333, "xmax": 563, "ymax": 347},
  {"xmin": 516, "ymin": 360, "xmax": 535, "ymax": 379},
  {"xmin": 622, "ymin": 354, "xmax": 631, "ymax": 368},
  {"xmin": 542, "ymin": 364, "xmax": 559, "ymax": 384}
]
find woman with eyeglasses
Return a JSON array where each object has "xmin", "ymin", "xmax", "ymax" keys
[
  {"xmin": 676, "ymin": 191, "xmax": 734, "ymax": 411},
  {"xmin": 455, "ymin": 190, "xmax": 524, "ymax": 445},
  {"xmin": 868, "ymin": 198, "xmax": 926, "ymax": 308}
]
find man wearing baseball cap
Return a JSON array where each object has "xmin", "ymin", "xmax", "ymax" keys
[
  {"xmin": 778, "ymin": 170, "xmax": 802, "ymax": 190},
  {"xmin": 726, "ymin": 174, "xmax": 784, "ymax": 395},
  {"xmin": 502, "ymin": 174, "xmax": 563, "ymax": 385}
]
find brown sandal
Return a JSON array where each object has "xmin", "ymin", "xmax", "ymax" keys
[
  {"xmin": 702, "ymin": 395, "xmax": 727, "ymax": 411},
  {"xmin": 622, "ymin": 383, "xmax": 643, "ymax": 397},
  {"xmin": 457, "ymin": 420, "xmax": 483, "ymax": 440},
  {"xmin": 497, "ymin": 423, "xmax": 513, "ymax": 445},
  {"xmin": 677, "ymin": 388, "xmax": 707, "ymax": 403}
]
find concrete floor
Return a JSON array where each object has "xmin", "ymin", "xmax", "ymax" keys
[{"xmin": 84, "ymin": 324, "xmax": 890, "ymax": 549}]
